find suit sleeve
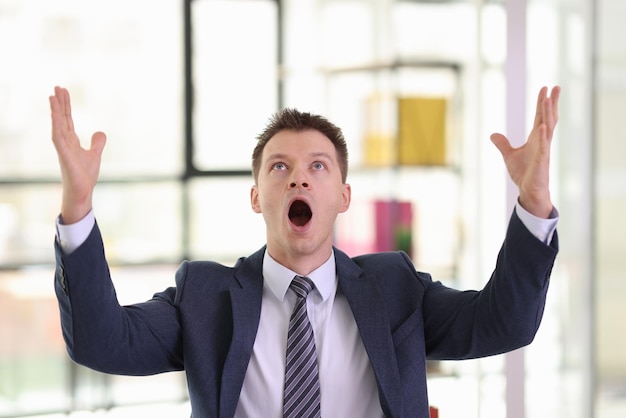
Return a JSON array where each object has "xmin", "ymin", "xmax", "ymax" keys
[
  {"xmin": 422, "ymin": 210, "xmax": 558, "ymax": 360},
  {"xmin": 54, "ymin": 221, "xmax": 184, "ymax": 375}
]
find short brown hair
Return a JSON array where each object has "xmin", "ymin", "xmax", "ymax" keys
[{"xmin": 252, "ymin": 108, "xmax": 349, "ymax": 183}]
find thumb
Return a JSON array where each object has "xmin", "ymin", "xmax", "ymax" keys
[
  {"xmin": 490, "ymin": 133, "xmax": 513, "ymax": 158},
  {"xmin": 90, "ymin": 131, "xmax": 107, "ymax": 156}
]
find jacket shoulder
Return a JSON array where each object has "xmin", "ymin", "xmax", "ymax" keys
[
  {"xmin": 174, "ymin": 247, "xmax": 265, "ymax": 290},
  {"xmin": 350, "ymin": 251, "xmax": 427, "ymax": 278}
]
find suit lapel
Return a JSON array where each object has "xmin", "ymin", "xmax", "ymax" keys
[
  {"xmin": 219, "ymin": 248, "xmax": 265, "ymax": 418},
  {"xmin": 335, "ymin": 249, "xmax": 402, "ymax": 418}
]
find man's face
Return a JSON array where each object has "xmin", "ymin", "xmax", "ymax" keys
[{"xmin": 250, "ymin": 129, "xmax": 351, "ymax": 267}]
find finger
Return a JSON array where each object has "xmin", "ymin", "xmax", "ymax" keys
[
  {"xmin": 490, "ymin": 133, "xmax": 513, "ymax": 158},
  {"xmin": 90, "ymin": 131, "xmax": 107, "ymax": 156},
  {"xmin": 60, "ymin": 87, "xmax": 75, "ymax": 133},
  {"xmin": 539, "ymin": 124, "xmax": 549, "ymax": 144},
  {"xmin": 550, "ymin": 85, "xmax": 560, "ymax": 124},
  {"xmin": 542, "ymin": 86, "xmax": 561, "ymax": 140},
  {"xmin": 53, "ymin": 86, "xmax": 66, "ymax": 120},
  {"xmin": 54, "ymin": 86, "xmax": 71, "ymax": 131},
  {"xmin": 50, "ymin": 94, "xmax": 67, "ymax": 148},
  {"xmin": 533, "ymin": 86, "xmax": 548, "ymax": 129}
]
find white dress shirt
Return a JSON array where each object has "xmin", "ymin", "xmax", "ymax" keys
[
  {"xmin": 55, "ymin": 202, "xmax": 558, "ymax": 417},
  {"xmin": 234, "ymin": 250, "xmax": 383, "ymax": 418}
]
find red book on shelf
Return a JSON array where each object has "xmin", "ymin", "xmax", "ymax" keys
[
  {"xmin": 374, "ymin": 199, "xmax": 413, "ymax": 254},
  {"xmin": 334, "ymin": 199, "xmax": 413, "ymax": 257}
]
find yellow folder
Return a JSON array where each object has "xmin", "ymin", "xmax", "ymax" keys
[{"xmin": 397, "ymin": 97, "xmax": 447, "ymax": 166}]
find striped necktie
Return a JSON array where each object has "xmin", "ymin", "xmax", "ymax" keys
[{"xmin": 283, "ymin": 275, "xmax": 321, "ymax": 418}]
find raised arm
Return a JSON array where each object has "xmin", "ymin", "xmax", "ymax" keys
[
  {"xmin": 490, "ymin": 86, "xmax": 561, "ymax": 218},
  {"xmin": 49, "ymin": 86, "xmax": 107, "ymax": 224}
]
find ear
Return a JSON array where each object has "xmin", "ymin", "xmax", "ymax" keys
[
  {"xmin": 339, "ymin": 183, "xmax": 351, "ymax": 213},
  {"xmin": 250, "ymin": 185, "xmax": 262, "ymax": 213}
]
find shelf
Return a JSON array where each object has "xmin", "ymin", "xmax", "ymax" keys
[{"xmin": 320, "ymin": 58, "xmax": 462, "ymax": 75}]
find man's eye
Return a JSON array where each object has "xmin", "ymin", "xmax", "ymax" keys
[
  {"xmin": 312, "ymin": 162, "xmax": 325, "ymax": 170},
  {"xmin": 273, "ymin": 162, "xmax": 286, "ymax": 170}
]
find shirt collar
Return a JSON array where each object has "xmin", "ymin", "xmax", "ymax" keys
[{"xmin": 262, "ymin": 249, "xmax": 336, "ymax": 302}]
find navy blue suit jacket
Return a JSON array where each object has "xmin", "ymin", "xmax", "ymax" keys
[{"xmin": 54, "ymin": 211, "xmax": 557, "ymax": 417}]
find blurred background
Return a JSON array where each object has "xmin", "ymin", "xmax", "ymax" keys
[{"xmin": 0, "ymin": 0, "xmax": 623, "ymax": 417}]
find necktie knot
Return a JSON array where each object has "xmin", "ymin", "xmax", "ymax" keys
[{"xmin": 291, "ymin": 275, "xmax": 314, "ymax": 299}]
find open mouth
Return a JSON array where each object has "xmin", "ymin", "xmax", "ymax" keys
[{"xmin": 288, "ymin": 200, "xmax": 312, "ymax": 227}]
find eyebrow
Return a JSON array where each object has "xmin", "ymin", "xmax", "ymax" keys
[{"xmin": 265, "ymin": 151, "xmax": 335, "ymax": 164}]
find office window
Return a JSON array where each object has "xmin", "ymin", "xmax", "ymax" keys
[
  {"xmin": 0, "ymin": 0, "xmax": 185, "ymax": 416},
  {"xmin": 191, "ymin": 0, "xmax": 278, "ymax": 171},
  {"xmin": 188, "ymin": 177, "xmax": 265, "ymax": 263},
  {"xmin": 0, "ymin": 0, "xmax": 183, "ymax": 179}
]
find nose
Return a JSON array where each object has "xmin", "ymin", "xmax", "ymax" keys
[
  {"xmin": 288, "ymin": 168, "xmax": 310, "ymax": 189},
  {"xmin": 289, "ymin": 179, "xmax": 309, "ymax": 189}
]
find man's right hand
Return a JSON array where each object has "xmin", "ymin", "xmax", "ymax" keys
[{"xmin": 49, "ymin": 86, "xmax": 107, "ymax": 224}]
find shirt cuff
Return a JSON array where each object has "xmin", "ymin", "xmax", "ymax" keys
[
  {"xmin": 515, "ymin": 202, "xmax": 559, "ymax": 245},
  {"xmin": 56, "ymin": 210, "xmax": 96, "ymax": 255}
]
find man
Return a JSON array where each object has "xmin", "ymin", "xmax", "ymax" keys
[{"xmin": 50, "ymin": 85, "xmax": 560, "ymax": 418}]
